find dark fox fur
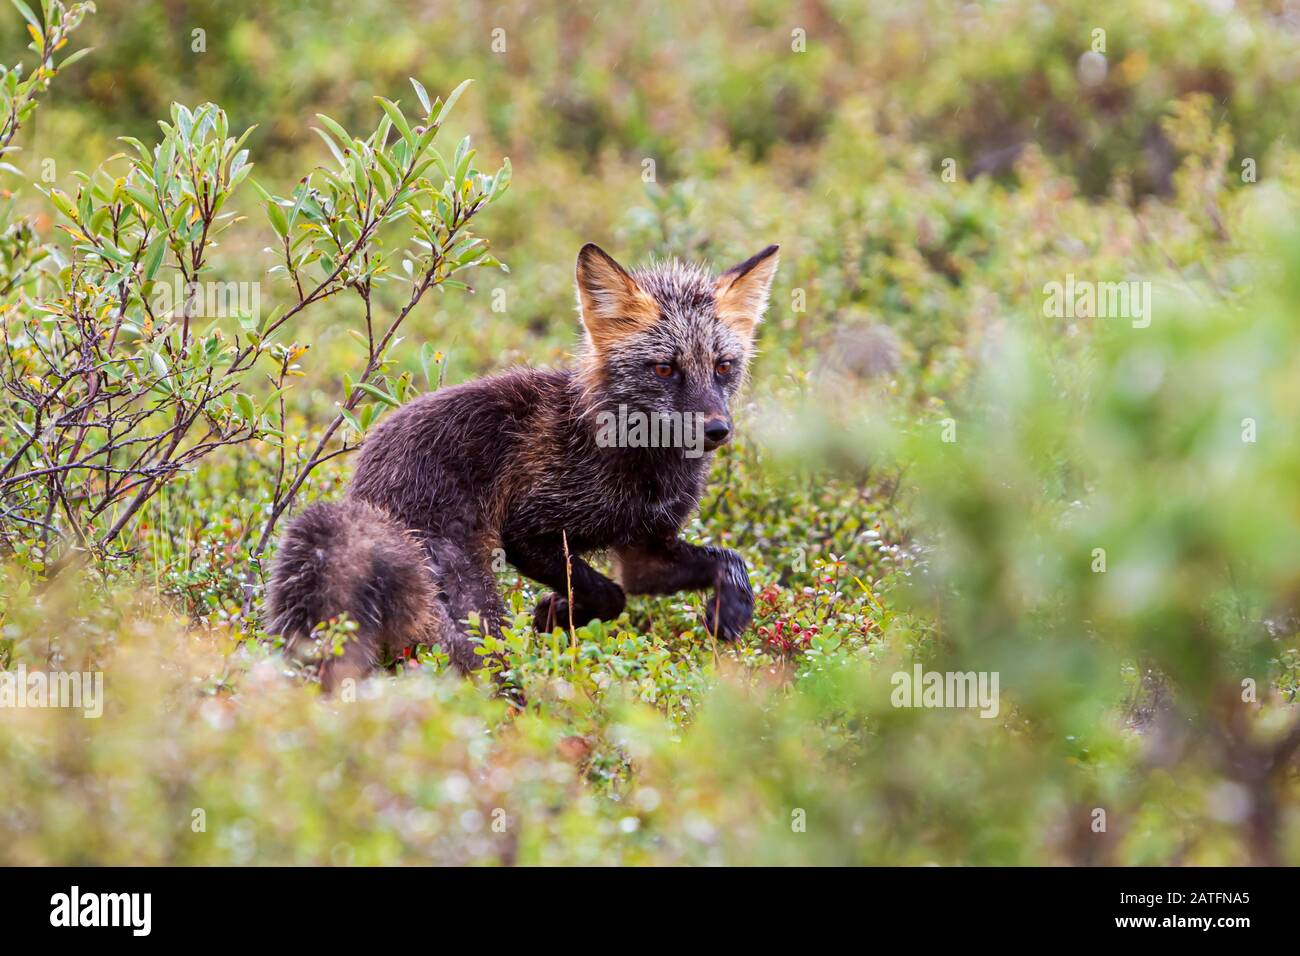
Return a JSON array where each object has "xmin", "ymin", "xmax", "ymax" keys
[{"xmin": 265, "ymin": 241, "xmax": 779, "ymax": 690}]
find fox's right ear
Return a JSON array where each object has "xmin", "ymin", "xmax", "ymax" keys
[
  {"xmin": 575, "ymin": 243, "xmax": 659, "ymax": 352},
  {"xmin": 715, "ymin": 244, "xmax": 779, "ymax": 340}
]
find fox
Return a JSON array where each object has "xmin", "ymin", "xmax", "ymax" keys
[{"xmin": 264, "ymin": 241, "xmax": 779, "ymax": 691}]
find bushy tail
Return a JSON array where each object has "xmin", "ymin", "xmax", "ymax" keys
[{"xmin": 264, "ymin": 498, "xmax": 479, "ymax": 691}]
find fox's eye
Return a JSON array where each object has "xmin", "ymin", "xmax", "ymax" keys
[
  {"xmin": 715, "ymin": 360, "xmax": 733, "ymax": 376},
  {"xmin": 652, "ymin": 362, "xmax": 675, "ymax": 379}
]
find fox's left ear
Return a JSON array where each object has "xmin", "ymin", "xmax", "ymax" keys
[
  {"xmin": 715, "ymin": 244, "xmax": 779, "ymax": 339},
  {"xmin": 575, "ymin": 243, "xmax": 660, "ymax": 353}
]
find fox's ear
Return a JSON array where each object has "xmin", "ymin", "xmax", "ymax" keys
[
  {"xmin": 575, "ymin": 243, "xmax": 659, "ymax": 352},
  {"xmin": 715, "ymin": 244, "xmax": 779, "ymax": 339}
]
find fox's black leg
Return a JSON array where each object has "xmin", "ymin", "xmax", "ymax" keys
[
  {"xmin": 504, "ymin": 536, "xmax": 626, "ymax": 631},
  {"xmin": 411, "ymin": 534, "xmax": 506, "ymax": 667},
  {"xmin": 613, "ymin": 537, "xmax": 754, "ymax": 640}
]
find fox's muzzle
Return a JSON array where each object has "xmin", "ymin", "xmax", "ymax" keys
[{"xmin": 702, "ymin": 417, "xmax": 732, "ymax": 450}]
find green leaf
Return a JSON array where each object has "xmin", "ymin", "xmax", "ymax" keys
[
  {"xmin": 375, "ymin": 97, "xmax": 414, "ymax": 147},
  {"xmin": 87, "ymin": 205, "xmax": 110, "ymax": 235},
  {"xmin": 374, "ymin": 148, "xmax": 401, "ymax": 188},
  {"xmin": 287, "ymin": 182, "xmax": 308, "ymax": 230},
  {"xmin": 154, "ymin": 140, "xmax": 173, "ymax": 192},
  {"xmin": 490, "ymin": 156, "xmax": 512, "ymax": 201},
  {"xmin": 354, "ymin": 381, "xmax": 400, "ymax": 408},
  {"xmin": 434, "ymin": 78, "xmax": 472, "ymax": 127},
  {"xmin": 374, "ymin": 114, "xmax": 392, "ymax": 150},
  {"xmin": 315, "ymin": 113, "xmax": 350, "ymax": 145},
  {"xmin": 9, "ymin": 0, "xmax": 40, "ymax": 33},
  {"xmin": 259, "ymin": 387, "xmax": 285, "ymax": 415},
  {"xmin": 124, "ymin": 185, "xmax": 162, "ymax": 220},
  {"xmin": 174, "ymin": 105, "xmax": 194, "ymax": 144},
  {"xmin": 453, "ymin": 139, "xmax": 474, "ymax": 191},
  {"xmin": 415, "ymin": 122, "xmax": 439, "ymax": 155},
  {"xmin": 265, "ymin": 200, "xmax": 288, "ymax": 238},
  {"xmin": 94, "ymin": 242, "xmax": 132, "ymax": 266},
  {"xmin": 248, "ymin": 177, "xmax": 274, "ymax": 203},
  {"xmin": 48, "ymin": 188, "xmax": 77, "ymax": 221},
  {"xmin": 339, "ymin": 407, "xmax": 364, "ymax": 435},
  {"xmin": 348, "ymin": 149, "xmax": 366, "ymax": 188},
  {"xmin": 426, "ymin": 147, "xmax": 450, "ymax": 181},
  {"xmin": 410, "ymin": 77, "xmax": 432, "ymax": 116},
  {"xmin": 232, "ymin": 124, "xmax": 258, "ymax": 154},
  {"xmin": 58, "ymin": 46, "xmax": 93, "ymax": 70},
  {"xmin": 142, "ymin": 233, "xmax": 166, "ymax": 280},
  {"xmin": 312, "ymin": 127, "xmax": 345, "ymax": 167}
]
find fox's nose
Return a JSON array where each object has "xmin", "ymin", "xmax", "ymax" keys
[{"xmin": 703, "ymin": 419, "xmax": 731, "ymax": 445}]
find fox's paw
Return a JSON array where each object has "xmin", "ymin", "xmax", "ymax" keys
[
  {"xmin": 532, "ymin": 593, "xmax": 569, "ymax": 633},
  {"xmin": 705, "ymin": 585, "xmax": 753, "ymax": 641},
  {"xmin": 705, "ymin": 552, "xmax": 754, "ymax": 641},
  {"xmin": 533, "ymin": 584, "xmax": 625, "ymax": 632}
]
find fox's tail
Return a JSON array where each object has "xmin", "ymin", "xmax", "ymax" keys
[{"xmin": 263, "ymin": 497, "xmax": 479, "ymax": 691}]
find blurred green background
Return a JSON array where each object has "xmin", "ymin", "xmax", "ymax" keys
[{"xmin": 1, "ymin": 0, "xmax": 1299, "ymax": 865}]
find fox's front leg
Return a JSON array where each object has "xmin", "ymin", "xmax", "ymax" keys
[
  {"xmin": 613, "ymin": 537, "xmax": 754, "ymax": 641},
  {"xmin": 504, "ymin": 536, "xmax": 626, "ymax": 632}
]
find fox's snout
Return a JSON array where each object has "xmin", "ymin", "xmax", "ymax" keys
[{"xmin": 702, "ymin": 417, "xmax": 732, "ymax": 450}]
